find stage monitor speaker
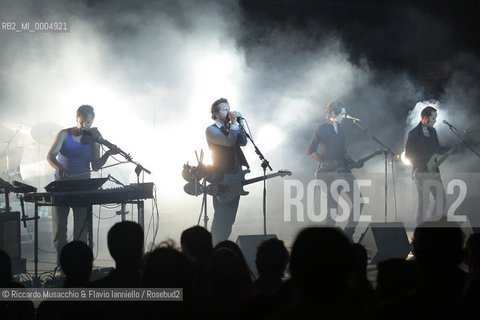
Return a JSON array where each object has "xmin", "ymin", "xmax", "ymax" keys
[
  {"xmin": 358, "ymin": 222, "xmax": 411, "ymax": 265},
  {"xmin": 0, "ymin": 211, "xmax": 21, "ymax": 260},
  {"xmin": 236, "ymin": 234, "xmax": 277, "ymax": 277}
]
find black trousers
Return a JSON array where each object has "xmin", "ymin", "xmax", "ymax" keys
[{"xmin": 315, "ymin": 172, "xmax": 364, "ymax": 240}]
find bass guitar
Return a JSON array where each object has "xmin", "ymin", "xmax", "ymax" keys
[
  {"xmin": 315, "ymin": 149, "xmax": 385, "ymax": 178},
  {"xmin": 423, "ymin": 129, "xmax": 472, "ymax": 174},
  {"xmin": 214, "ymin": 170, "xmax": 292, "ymax": 203}
]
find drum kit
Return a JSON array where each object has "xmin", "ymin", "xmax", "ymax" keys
[{"xmin": 0, "ymin": 121, "xmax": 62, "ymax": 182}]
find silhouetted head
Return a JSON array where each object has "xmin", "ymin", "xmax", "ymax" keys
[
  {"xmin": 0, "ymin": 249, "xmax": 12, "ymax": 284},
  {"xmin": 290, "ymin": 227, "xmax": 353, "ymax": 296},
  {"xmin": 142, "ymin": 241, "xmax": 194, "ymax": 289},
  {"xmin": 413, "ymin": 219, "xmax": 464, "ymax": 267},
  {"xmin": 255, "ymin": 238, "xmax": 289, "ymax": 278},
  {"xmin": 215, "ymin": 240, "xmax": 254, "ymax": 280},
  {"xmin": 107, "ymin": 221, "xmax": 144, "ymax": 267},
  {"xmin": 60, "ymin": 241, "xmax": 93, "ymax": 286},
  {"xmin": 180, "ymin": 226, "xmax": 213, "ymax": 265},
  {"xmin": 208, "ymin": 247, "xmax": 253, "ymax": 293}
]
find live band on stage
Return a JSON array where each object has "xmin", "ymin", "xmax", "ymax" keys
[{"xmin": 1, "ymin": 100, "xmax": 479, "ymax": 278}]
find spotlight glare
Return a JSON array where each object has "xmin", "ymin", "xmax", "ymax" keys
[
  {"xmin": 400, "ymin": 150, "xmax": 412, "ymax": 166},
  {"xmin": 256, "ymin": 125, "xmax": 283, "ymax": 154}
]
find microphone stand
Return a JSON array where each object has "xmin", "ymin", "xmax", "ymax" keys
[
  {"xmin": 83, "ymin": 129, "xmax": 152, "ymax": 182},
  {"xmin": 444, "ymin": 123, "xmax": 480, "ymax": 159},
  {"xmin": 349, "ymin": 119, "xmax": 396, "ymax": 222},
  {"xmin": 196, "ymin": 177, "xmax": 209, "ymax": 229},
  {"xmin": 100, "ymin": 138, "xmax": 152, "ymax": 183},
  {"xmin": 244, "ymin": 126, "xmax": 272, "ymax": 235},
  {"xmin": 97, "ymin": 135, "xmax": 152, "ymax": 231}
]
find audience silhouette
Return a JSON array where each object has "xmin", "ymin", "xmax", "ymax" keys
[
  {"xmin": 7, "ymin": 214, "xmax": 480, "ymax": 319},
  {"xmin": 60, "ymin": 241, "xmax": 94, "ymax": 288},
  {"xmin": 230, "ymin": 238, "xmax": 289, "ymax": 320},
  {"xmin": 375, "ymin": 258, "xmax": 418, "ymax": 304},
  {"xmin": 180, "ymin": 225, "xmax": 214, "ymax": 317},
  {"xmin": 141, "ymin": 240, "xmax": 195, "ymax": 319},
  {"xmin": 214, "ymin": 240, "xmax": 256, "ymax": 281},
  {"xmin": 464, "ymin": 232, "xmax": 480, "ymax": 316},
  {"xmin": 89, "ymin": 221, "xmax": 144, "ymax": 288},
  {"xmin": 350, "ymin": 242, "xmax": 375, "ymax": 310},
  {"xmin": 181, "ymin": 225, "xmax": 213, "ymax": 269},
  {"xmin": 253, "ymin": 238, "xmax": 289, "ymax": 295},
  {"xmin": 36, "ymin": 241, "xmax": 94, "ymax": 320},
  {"xmin": 208, "ymin": 246, "xmax": 254, "ymax": 319},
  {"xmin": 0, "ymin": 249, "xmax": 35, "ymax": 320},
  {"xmin": 271, "ymin": 227, "xmax": 364, "ymax": 319},
  {"xmin": 88, "ymin": 221, "xmax": 144, "ymax": 320},
  {"xmin": 373, "ymin": 218, "xmax": 470, "ymax": 319}
]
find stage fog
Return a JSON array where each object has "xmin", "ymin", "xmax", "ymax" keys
[{"xmin": 1, "ymin": 0, "xmax": 479, "ymax": 269}]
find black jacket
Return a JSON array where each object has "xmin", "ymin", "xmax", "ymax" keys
[{"xmin": 405, "ymin": 122, "xmax": 448, "ymax": 174}]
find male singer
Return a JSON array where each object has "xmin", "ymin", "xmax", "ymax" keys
[{"xmin": 206, "ymin": 98, "xmax": 248, "ymax": 245}]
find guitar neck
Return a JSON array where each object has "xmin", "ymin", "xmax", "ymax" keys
[
  {"xmin": 434, "ymin": 146, "xmax": 456, "ymax": 168},
  {"xmin": 433, "ymin": 130, "xmax": 472, "ymax": 170},
  {"xmin": 362, "ymin": 151, "xmax": 384, "ymax": 163},
  {"xmin": 243, "ymin": 172, "xmax": 285, "ymax": 186},
  {"xmin": 344, "ymin": 151, "xmax": 383, "ymax": 170}
]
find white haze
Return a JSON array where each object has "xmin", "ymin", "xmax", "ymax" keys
[{"xmin": 1, "ymin": 0, "xmax": 479, "ymax": 261}]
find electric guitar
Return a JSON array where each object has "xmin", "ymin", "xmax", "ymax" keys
[
  {"xmin": 315, "ymin": 149, "xmax": 385, "ymax": 178},
  {"xmin": 213, "ymin": 170, "xmax": 292, "ymax": 203},
  {"xmin": 424, "ymin": 129, "xmax": 473, "ymax": 173}
]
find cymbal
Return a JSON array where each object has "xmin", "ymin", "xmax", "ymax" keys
[
  {"xmin": 1, "ymin": 121, "xmax": 31, "ymax": 134},
  {"xmin": 31, "ymin": 122, "xmax": 62, "ymax": 146},
  {"xmin": 0, "ymin": 146, "xmax": 23, "ymax": 172},
  {"xmin": 0, "ymin": 122, "xmax": 36, "ymax": 149}
]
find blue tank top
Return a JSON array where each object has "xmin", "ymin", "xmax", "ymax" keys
[{"xmin": 55, "ymin": 130, "xmax": 93, "ymax": 180}]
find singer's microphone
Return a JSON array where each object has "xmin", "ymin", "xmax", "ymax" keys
[
  {"xmin": 346, "ymin": 115, "xmax": 361, "ymax": 121},
  {"xmin": 81, "ymin": 128, "xmax": 102, "ymax": 142},
  {"xmin": 81, "ymin": 128, "xmax": 118, "ymax": 151},
  {"xmin": 443, "ymin": 120, "xmax": 454, "ymax": 128}
]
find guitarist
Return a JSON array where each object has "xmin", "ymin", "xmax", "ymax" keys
[
  {"xmin": 308, "ymin": 101, "xmax": 364, "ymax": 241},
  {"xmin": 206, "ymin": 98, "xmax": 249, "ymax": 245},
  {"xmin": 405, "ymin": 105, "xmax": 450, "ymax": 226}
]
